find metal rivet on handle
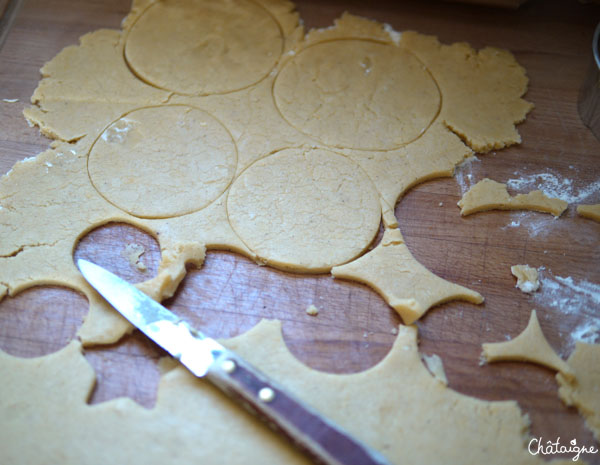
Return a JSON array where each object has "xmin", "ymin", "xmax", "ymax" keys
[
  {"xmin": 221, "ymin": 359, "xmax": 236, "ymax": 373},
  {"xmin": 258, "ymin": 387, "xmax": 275, "ymax": 403}
]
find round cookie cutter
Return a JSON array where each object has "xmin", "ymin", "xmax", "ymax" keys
[{"xmin": 578, "ymin": 22, "xmax": 600, "ymax": 140}]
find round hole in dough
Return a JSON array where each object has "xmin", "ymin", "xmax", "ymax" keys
[
  {"xmin": 227, "ymin": 147, "xmax": 381, "ymax": 272},
  {"xmin": 88, "ymin": 105, "xmax": 237, "ymax": 219},
  {"xmin": 273, "ymin": 39, "xmax": 441, "ymax": 150},
  {"xmin": 124, "ymin": 0, "xmax": 284, "ymax": 95}
]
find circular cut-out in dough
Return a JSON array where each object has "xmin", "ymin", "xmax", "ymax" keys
[
  {"xmin": 227, "ymin": 148, "xmax": 381, "ymax": 272},
  {"xmin": 88, "ymin": 105, "xmax": 237, "ymax": 219},
  {"xmin": 274, "ymin": 39, "xmax": 441, "ymax": 150},
  {"xmin": 124, "ymin": 0, "xmax": 283, "ymax": 95}
]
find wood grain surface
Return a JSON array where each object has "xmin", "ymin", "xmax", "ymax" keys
[{"xmin": 1, "ymin": 0, "xmax": 599, "ymax": 463}]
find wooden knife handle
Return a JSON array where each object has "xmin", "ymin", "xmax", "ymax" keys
[{"xmin": 206, "ymin": 351, "xmax": 392, "ymax": 465}]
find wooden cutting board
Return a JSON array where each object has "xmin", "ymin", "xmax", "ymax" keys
[{"xmin": 1, "ymin": 0, "xmax": 599, "ymax": 462}]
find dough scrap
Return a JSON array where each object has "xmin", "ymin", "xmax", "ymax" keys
[
  {"xmin": 577, "ymin": 204, "xmax": 600, "ymax": 222},
  {"xmin": 305, "ymin": 304, "xmax": 319, "ymax": 316},
  {"xmin": 511, "ymin": 264, "xmax": 540, "ymax": 293},
  {"xmin": 123, "ymin": 243, "xmax": 146, "ymax": 271},
  {"xmin": 482, "ymin": 310, "xmax": 573, "ymax": 379},
  {"xmin": 557, "ymin": 342, "xmax": 600, "ymax": 441},
  {"xmin": 2, "ymin": 1, "xmax": 531, "ymax": 341},
  {"xmin": 331, "ymin": 229, "xmax": 483, "ymax": 324},
  {"xmin": 458, "ymin": 178, "xmax": 568, "ymax": 217},
  {"xmin": 227, "ymin": 147, "xmax": 381, "ymax": 272},
  {"xmin": 0, "ymin": 319, "xmax": 562, "ymax": 465}
]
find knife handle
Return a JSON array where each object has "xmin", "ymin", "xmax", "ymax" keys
[{"xmin": 206, "ymin": 351, "xmax": 392, "ymax": 465}]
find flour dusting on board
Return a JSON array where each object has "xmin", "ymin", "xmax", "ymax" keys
[
  {"xmin": 534, "ymin": 268, "xmax": 600, "ymax": 348},
  {"xmin": 507, "ymin": 171, "xmax": 600, "ymax": 203},
  {"xmin": 454, "ymin": 156, "xmax": 480, "ymax": 195}
]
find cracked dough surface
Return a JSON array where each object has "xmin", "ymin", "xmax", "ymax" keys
[
  {"xmin": 227, "ymin": 147, "xmax": 381, "ymax": 272},
  {"xmin": 273, "ymin": 39, "xmax": 441, "ymax": 150},
  {"xmin": 0, "ymin": 320, "xmax": 564, "ymax": 465},
  {"xmin": 458, "ymin": 178, "xmax": 568, "ymax": 217},
  {"xmin": 88, "ymin": 105, "xmax": 238, "ymax": 218},
  {"xmin": 124, "ymin": 0, "xmax": 284, "ymax": 95}
]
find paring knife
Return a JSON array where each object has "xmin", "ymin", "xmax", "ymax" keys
[{"xmin": 77, "ymin": 259, "xmax": 392, "ymax": 465}]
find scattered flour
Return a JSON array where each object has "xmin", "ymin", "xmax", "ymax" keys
[
  {"xmin": 507, "ymin": 171, "xmax": 600, "ymax": 204},
  {"xmin": 454, "ymin": 156, "xmax": 480, "ymax": 195},
  {"xmin": 503, "ymin": 211, "xmax": 559, "ymax": 238},
  {"xmin": 534, "ymin": 269, "xmax": 600, "ymax": 348},
  {"xmin": 383, "ymin": 23, "xmax": 402, "ymax": 45}
]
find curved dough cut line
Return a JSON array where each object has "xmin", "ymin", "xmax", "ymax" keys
[
  {"xmin": 482, "ymin": 309, "xmax": 573, "ymax": 379},
  {"xmin": 272, "ymin": 37, "xmax": 443, "ymax": 151},
  {"xmin": 122, "ymin": 0, "xmax": 287, "ymax": 96},
  {"xmin": 86, "ymin": 104, "xmax": 239, "ymax": 220}
]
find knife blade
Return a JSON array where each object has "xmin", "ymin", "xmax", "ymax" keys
[{"xmin": 77, "ymin": 259, "xmax": 392, "ymax": 465}]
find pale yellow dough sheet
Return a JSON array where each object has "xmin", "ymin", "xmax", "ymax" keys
[
  {"xmin": 577, "ymin": 204, "xmax": 600, "ymax": 222},
  {"xmin": 0, "ymin": 1, "xmax": 551, "ymax": 463},
  {"xmin": 557, "ymin": 343, "xmax": 600, "ymax": 441},
  {"xmin": 0, "ymin": 1, "xmax": 534, "ymax": 341},
  {"xmin": 0, "ymin": 320, "xmax": 570, "ymax": 465},
  {"xmin": 482, "ymin": 310, "xmax": 573, "ymax": 379},
  {"xmin": 458, "ymin": 178, "xmax": 568, "ymax": 217},
  {"xmin": 511, "ymin": 264, "xmax": 540, "ymax": 293}
]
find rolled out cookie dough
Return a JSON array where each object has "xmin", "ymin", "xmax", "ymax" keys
[
  {"xmin": 577, "ymin": 204, "xmax": 600, "ymax": 223},
  {"xmin": 511, "ymin": 264, "xmax": 539, "ymax": 293},
  {"xmin": 0, "ymin": 319, "xmax": 566, "ymax": 465},
  {"xmin": 2, "ymin": 1, "xmax": 533, "ymax": 342},
  {"xmin": 557, "ymin": 342, "xmax": 600, "ymax": 441},
  {"xmin": 481, "ymin": 310, "xmax": 573, "ymax": 378},
  {"xmin": 458, "ymin": 178, "xmax": 568, "ymax": 217}
]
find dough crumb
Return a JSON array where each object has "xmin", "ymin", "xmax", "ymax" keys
[
  {"xmin": 577, "ymin": 204, "xmax": 600, "ymax": 223},
  {"xmin": 391, "ymin": 327, "xmax": 398, "ymax": 335},
  {"xmin": 457, "ymin": 178, "xmax": 568, "ymax": 217},
  {"xmin": 422, "ymin": 353, "xmax": 448, "ymax": 385},
  {"xmin": 305, "ymin": 304, "xmax": 319, "ymax": 316},
  {"xmin": 2, "ymin": 98, "xmax": 19, "ymax": 103},
  {"xmin": 438, "ymin": 202, "xmax": 443, "ymax": 207},
  {"xmin": 123, "ymin": 243, "xmax": 147, "ymax": 272},
  {"xmin": 511, "ymin": 264, "xmax": 540, "ymax": 293}
]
